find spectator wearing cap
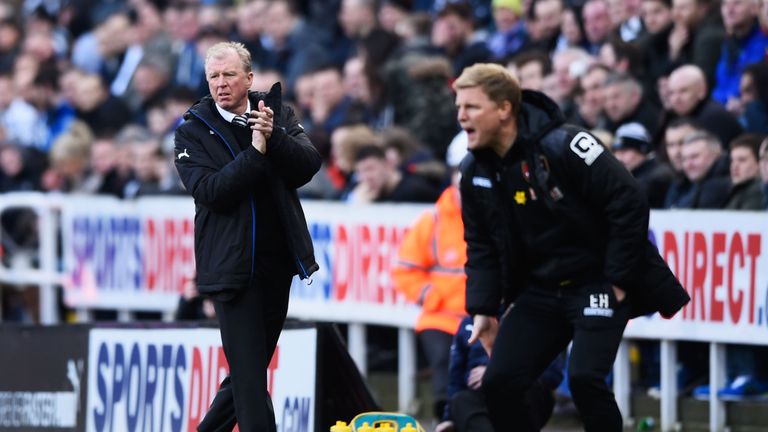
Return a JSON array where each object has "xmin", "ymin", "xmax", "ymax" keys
[
  {"xmin": 487, "ymin": 0, "xmax": 527, "ymax": 60},
  {"xmin": 725, "ymin": 133, "xmax": 766, "ymax": 209},
  {"xmin": 431, "ymin": 2, "xmax": 492, "ymax": 77},
  {"xmin": 679, "ymin": 130, "xmax": 732, "ymax": 208},
  {"xmin": 613, "ymin": 122, "xmax": 675, "ymax": 208},
  {"xmin": 665, "ymin": 64, "xmax": 743, "ymax": 148}
]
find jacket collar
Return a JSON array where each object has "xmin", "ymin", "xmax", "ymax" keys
[
  {"xmin": 185, "ymin": 82, "xmax": 283, "ymax": 123},
  {"xmin": 215, "ymin": 99, "xmax": 251, "ymax": 123}
]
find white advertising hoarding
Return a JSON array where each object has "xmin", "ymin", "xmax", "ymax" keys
[
  {"xmin": 60, "ymin": 196, "xmax": 768, "ymax": 344},
  {"xmin": 625, "ymin": 210, "xmax": 768, "ymax": 345},
  {"xmin": 85, "ymin": 327, "xmax": 316, "ymax": 432}
]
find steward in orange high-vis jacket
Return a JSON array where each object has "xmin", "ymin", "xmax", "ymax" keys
[{"xmin": 392, "ymin": 184, "xmax": 467, "ymax": 420}]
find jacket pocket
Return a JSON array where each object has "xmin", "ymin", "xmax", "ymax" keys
[{"xmin": 194, "ymin": 208, "xmax": 247, "ymax": 277}]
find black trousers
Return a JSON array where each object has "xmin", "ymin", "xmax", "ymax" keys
[
  {"xmin": 450, "ymin": 380, "xmax": 555, "ymax": 432},
  {"xmin": 197, "ymin": 259, "xmax": 293, "ymax": 432},
  {"xmin": 418, "ymin": 329, "xmax": 454, "ymax": 419},
  {"xmin": 482, "ymin": 282, "xmax": 630, "ymax": 432}
]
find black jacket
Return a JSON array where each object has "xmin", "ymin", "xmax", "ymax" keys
[
  {"xmin": 460, "ymin": 90, "xmax": 689, "ymax": 319},
  {"xmin": 174, "ymin": 83, "xmax": 321, "ymax": 295}
]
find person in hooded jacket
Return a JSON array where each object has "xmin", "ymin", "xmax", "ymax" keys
[
  {"xmin": 174, "ymin": 41, "xmax": 320, "ymax": 432},
  {"xmin": 453, "ymin": 63, "xmax": 690, "ymax": 431}
]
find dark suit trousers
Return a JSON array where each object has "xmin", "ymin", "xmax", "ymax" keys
[
  {"xmin": 198, "ymin": 259, "xmax": 293, "ymax": 432},
  {"xmin": 482, "ymin": 282, "xmax": 630, "ymax": 432}
]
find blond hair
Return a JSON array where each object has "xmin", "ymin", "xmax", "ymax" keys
[
  {"xmin": 50, "ymin": 121, "xmax": 94, "ymax": 167},
  {"xmin": 331, "ymin": 124, "xmax": 378, "ymax": 173},
  {"xmin": 205, "ymin": 41, "xmax": 252, "ymax": 73},
  {"xmin": 453, "ymin": 63, "xmax": 522, "ymax": 117}
]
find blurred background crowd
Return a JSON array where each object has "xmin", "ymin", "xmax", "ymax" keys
[
  {"xmin": 1, "ymin": 0, "xmax": 768, "ymax": 418},
  {"xmin": 0, "ymin": 0, "xmax": 766, "ymax": 211}
]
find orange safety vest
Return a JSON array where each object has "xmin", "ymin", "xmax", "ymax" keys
[{"xmin": 392, "ymin": 186, "xmax": 467, "ymax": 334}]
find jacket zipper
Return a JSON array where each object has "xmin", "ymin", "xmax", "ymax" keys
[{"xmin": 188, "ymin": 111, "xmax": 257, "ymax": 276}]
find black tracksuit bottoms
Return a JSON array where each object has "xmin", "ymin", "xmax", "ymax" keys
[
  {"xmin": 197, "ymin": 258, "xmax": 293, "ymax": 432},
  {"xmin": 482, "ymin": 281, "xmax": 630, "ymax": 432}
]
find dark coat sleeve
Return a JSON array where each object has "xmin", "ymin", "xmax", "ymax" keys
[
  {"xmin": 174, "ymin": 122, "xmax": 269, "ymax": 212},
  {"xmin": 459, "ymin": 159, "xmax": 503, "ymax": 316},
  {"xmin": 553, "ymin": 130, "xmax": 650, "ymax": 292}
]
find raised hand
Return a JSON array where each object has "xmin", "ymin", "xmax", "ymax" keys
[{"xmin": 249, "ymin": 99, "xmax": 274, "ymax": 139}]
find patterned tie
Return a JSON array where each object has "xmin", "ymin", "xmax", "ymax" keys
[{"xmin": 232, "ymin": 114, "xmax": 249, "ymax": 128}]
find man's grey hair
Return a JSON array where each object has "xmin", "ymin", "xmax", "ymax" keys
[
  {"xmin": 205, "ymin": 41, "xmax": 252, "ymax": 73},
  {"xmin": 604, "ymin": 73, "xmax": 642, "ymax": 95},
  {"xmin": 683, "ymin": 130, "xmax": 722, "ymax": 152}
]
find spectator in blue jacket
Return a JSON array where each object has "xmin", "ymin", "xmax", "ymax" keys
[
  {"xmin": 435, "ymin": 314, "xmax": 564, "ymax": 432},
  {"xmin": 712, "ymin": 0, "xmax": 768, "ymax": 107}
]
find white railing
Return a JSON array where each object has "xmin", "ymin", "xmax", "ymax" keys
[{"xmin": 0, "ymin": 192, "xmax": 766, "ymax": 431}]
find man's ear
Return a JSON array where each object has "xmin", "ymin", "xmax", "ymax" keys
[{"xmin": 499, "ymin": 100, "xmax": 513, "ymax": 121}]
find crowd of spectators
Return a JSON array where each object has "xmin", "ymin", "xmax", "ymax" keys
[
  {"xmin": 1, "ymin": 0, "xmax": 768, "ymax": 410},
  {"xmin": 0, "ymin": 0, "xmax": 765, "ymax": 208}
]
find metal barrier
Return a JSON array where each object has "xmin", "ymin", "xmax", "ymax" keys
[
  {"xmin": 0, "ymin": 192, "xmax": 63, "ymax": 324},
  {"xmin": 0, "ymin": 192, "xmax": 766, "ymax": 431}
]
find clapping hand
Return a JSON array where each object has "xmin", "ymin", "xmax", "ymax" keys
[{"xmin": 249, "ymin": 99, "xmax": 274, "ymax": 154}]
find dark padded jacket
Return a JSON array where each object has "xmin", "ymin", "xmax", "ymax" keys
[
  {"xmin": 174, "ymin": 83, "xmax": 321, "ymax": 295},
  {"xmin": 460, "ymin": 90, "xmax": 689, "ymax": 319}
]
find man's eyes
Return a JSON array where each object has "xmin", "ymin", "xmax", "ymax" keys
[{"xmin": 209, "ymin": 73, "xmax": 237, "ymax": 79}]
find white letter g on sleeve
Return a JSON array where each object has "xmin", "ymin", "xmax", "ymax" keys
[{"xmin": 569, "ymin": 132, "xmax": 604, "ymax": 166}]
